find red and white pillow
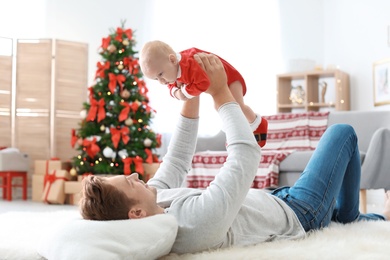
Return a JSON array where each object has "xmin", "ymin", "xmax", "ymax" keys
[{"xmin": 262, "ymin": 111, "xmax": 329, "ymax": 151}]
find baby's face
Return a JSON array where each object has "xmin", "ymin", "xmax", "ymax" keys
[{"xmin": 142, "ymin": 56, "xmax": 178, "ymax": 85}]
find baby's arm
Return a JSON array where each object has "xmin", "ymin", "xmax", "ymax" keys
[
  {"xmin": 181, "ymin": 59, "xmax": 210, "ymax": 98},
  {"xmin": 173, "ymin": 88, "xmax": 190, "ymax": 101},
  {"xmin": 168, "ymin": 82, "xmax": 189, "ymax": 101}
]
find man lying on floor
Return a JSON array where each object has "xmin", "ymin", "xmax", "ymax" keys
[{"xmin": 80, "ymin": 53, "xmax": 390, "ymax": 254}]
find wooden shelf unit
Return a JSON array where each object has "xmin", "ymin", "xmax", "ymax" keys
[{"xmin": 277, "ymin": 69, "xmax": 350, "ymax": 113}]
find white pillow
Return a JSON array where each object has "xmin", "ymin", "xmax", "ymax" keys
[{"xmin": 37, "ymin": 213, "xmax": 178, "ymax": 260}]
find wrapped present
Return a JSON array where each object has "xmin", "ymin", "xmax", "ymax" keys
[
  {"xmin": 64, "ymin": 181, "xmax": 82, "ymax": 205},
  {"xmin": 33, "ymin": 159, "xmax": 71, "ymax": 203},
  {"xmin": 32, "ymin": 175, "xmax": 45, "ymax": 202},
  {"xmin": 61, "ymin": 161, "xmax": 73, "ymax": 172},
  {"xmin": 41, "ymin": 169, "xmax": 71, "ymax": 204},
  {"xmin": 34, "ymin": 160, "xmax": 63, "ymax": 175},
  {"xmin": 64, "ymin": 181, "xmax": 82, "ymax": 194},
  {"xmin": 65, "ymin": 192, "xmax": 82, "ymax": 205},
  {"xmin": 34, "ymin": 159, "xmax": 73, "ymax": 176}
]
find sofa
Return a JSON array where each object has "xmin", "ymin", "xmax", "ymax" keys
[{"xmin": 194, "ymin": 110, "xmax": 390, "ymax": 200}]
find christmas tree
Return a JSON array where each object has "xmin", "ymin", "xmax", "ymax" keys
[{"xmin": 71, "ymin": 23, "xmax": 161, "ymax": 181}]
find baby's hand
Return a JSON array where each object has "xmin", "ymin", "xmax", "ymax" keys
[{"xmin": 174, "ymin": 88, "xmax": 189, "ymax": 101}]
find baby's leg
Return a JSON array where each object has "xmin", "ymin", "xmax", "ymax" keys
[
  {"xmin": 229, "ymin": 81, "xmax": 255, "ymax": 122},
  {"xmin": 229, "ymin": 81, "xmax": 268, "ymax": 147}
]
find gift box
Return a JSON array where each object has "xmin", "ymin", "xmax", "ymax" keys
[
  {"xmin": 34, "ymin": 159, "xmax": 73, "ymax": 176},
  {"xmin": 32, "ymin": 175, "xmax": 45, "ymax": 202},
  {"xmin": 64, "ymin": 181, "xmax": 82, "ymax": 205},
  {"xmin": 65, "ymin": 181, "xmax": 82, "ymax": 194},
  {"xmin": 34, "ymin": 160, "xmax": 63, "ymax": 175},
  {"xmin": 41, "ymin": 169, "xmax": 71, "ymax": 204},
  {"xmin": 33, "ymin": 159, "xmax": 71, "ymax": 202},
  {"xmin": 65, "ymin": 192, "xmax": 82, "ymax": 205}
]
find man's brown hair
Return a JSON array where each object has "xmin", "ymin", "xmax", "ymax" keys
[{"xmin": 79, "ymin": 175, "xmax": 138, "ymax": 220}]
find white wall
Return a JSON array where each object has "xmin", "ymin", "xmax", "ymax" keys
[
  {"xmin": 278, "ymin": 0, "xmax": 324, "ymax": 70},
  {"xmin": 323, "ymin": 0, "xmax": 390, "ymax": 111},
  {"xmin": 4, "ymin": 0, "xmax": 389, "ymax": 135},
  {"xmin": 0, "ymin": 0, "xmax": 47, "ymax": 55},
  {"xmin": 145, "ymin": 0, "xmax": 282, "ymax": 135},
  {"xmin": 0, "ymin": 0, "xmax": 47, "ymax": 39},
  {"xmin": 44, "ymin": 0, "xmax": 154, "ymax": 89},
  {"xmin": 278, "ymin": 0, "xmax": 390, "ymax": 111},
  {"xmin": 43, "ymin": 0, "xmax": 282, "ymax": 135}
]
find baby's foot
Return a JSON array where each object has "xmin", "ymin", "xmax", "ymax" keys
[
  {"xmin": 254, "ymin": 117, "xmax": 268, "ymax": 147},
  {"xmin": 383, "ymin": 191, "xmax": 390, "ymax": 220}
]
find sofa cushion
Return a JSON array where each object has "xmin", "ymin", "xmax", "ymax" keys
[
  {"xmin": 280, "ymin": 151, "xmax": 366, "ymax": 172},
  {"xmin": 328, "ymin": 111, "xmax": 390, "ymax": 152},
  {"xmin": 279, "ymin": 151, "xmax": 314, "ymax": 172}
]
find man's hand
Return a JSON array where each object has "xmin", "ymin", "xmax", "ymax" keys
[
  {"xmin": 194, "ymin": 53, "xmax": 235, "ymax": 109},
  {"xmin": 194, "ymin": 53, "xmax": 227, "ymax": 96}
]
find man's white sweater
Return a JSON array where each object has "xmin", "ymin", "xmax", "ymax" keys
[{"xmin": 148, "ymin": 102, "xmax": 305, "ymax": 254}]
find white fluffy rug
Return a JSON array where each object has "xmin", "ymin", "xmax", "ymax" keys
[
  {"xmin": 163, "ymin": 221, "xmax": 390, "ymax": 260},
  {"xmin": 0, "ymin": 210, "xmax": 79, "ymax": 260},
  {"xmin": 1, "ymin": 210, "xmax": 389, "ymax": 260}
]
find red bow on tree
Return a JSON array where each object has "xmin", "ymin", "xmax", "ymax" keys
[
  {"xmin": 82, "ymin": 138, "xmax": 100, "ymax": 159},
  {"xmin": 118, "ymin": 101, "xmax": 139, "ymax": 122},
  {"xmin": 88, "ymin": 86, "xmax": 95, "ymax": 97},
  {"xmin": 95, "ymin": 61, "xmax": 110, "ymax": 79},
  {"xmin": 134, "ymin": 76, "xmax": 148, "ymax": 95},
  {"xmin": 110, "ymin": 127, "xmax": 130, "ymax": 148},
  {"xmin": 156, "ymin": 133, "xmax": 162, "ymax": 148},
  {"xmin": 124, "ymin": 57, "xmax": 139, "ymax": 74},
  {"xmin": 122, "ymin": 156, "xmax": 144, "ymax": 175},
  {"xmin": 144, "ymin": 149, "xmax": 153, "ymax": 164},
  {"xmin": 101, "ymin": 36, "xmax": 111, "ymax": 49},
  {"xmin": 71, "ymin": 129, "xmax": 78, "ymax": 148},
  {"xmin": 87, "ymin": 97, "xmax": 106, "ymax": 122},
  {"xmin": 108, "ymin": 73, "xmax": 126, "ymax": 94},
  {"xmin": 152, "ymin": 154, "xmax": 160, "ymax": 163},
  {"xmin": 115, "ymin": 27, "xmax": 132, "ymax": 41},
  {"xmin": 141, "ymin": 101, "xmax": 152, "ymax": 113},
  {"xmin": 122, "ymin": 57, "xmax": 131, "ymax": 69}
]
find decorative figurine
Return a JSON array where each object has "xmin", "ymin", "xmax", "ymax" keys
[
  {"xmin": 320, "ymin": 81, "xmax": 327, "ymax": 103},
  {"xmin": 289, "ymin": 85, "xmax": 305, "ymax": 104}
]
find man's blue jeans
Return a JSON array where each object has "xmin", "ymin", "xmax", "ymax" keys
[{"xmin": 272, "ymin": 124, "xmax": 385, "ymax": 232}]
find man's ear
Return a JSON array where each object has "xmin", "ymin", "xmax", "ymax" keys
[{"xmin": 128, "ymin": 207, "xmax": 146, "ymax": 219}]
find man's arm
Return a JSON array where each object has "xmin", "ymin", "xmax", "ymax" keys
[
  {"xmin": 147, "ymin": 96, "xmax": 200, "ymax": 189},
  {"xmin": 180, "ymin": 96, "xmax": 199, "ymax": 119},
  {"xmin": 170, "ymin": 54, "xmax": 261, "ymax": 252}
]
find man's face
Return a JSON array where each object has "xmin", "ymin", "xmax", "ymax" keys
[{"xmin": 105, "ymin": 173, "xmax": 158, "ymax": 212}]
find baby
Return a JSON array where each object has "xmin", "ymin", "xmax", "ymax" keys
[{"xmin": 139, "ymin": 40, "xmax": 267, "ymax": 147}]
